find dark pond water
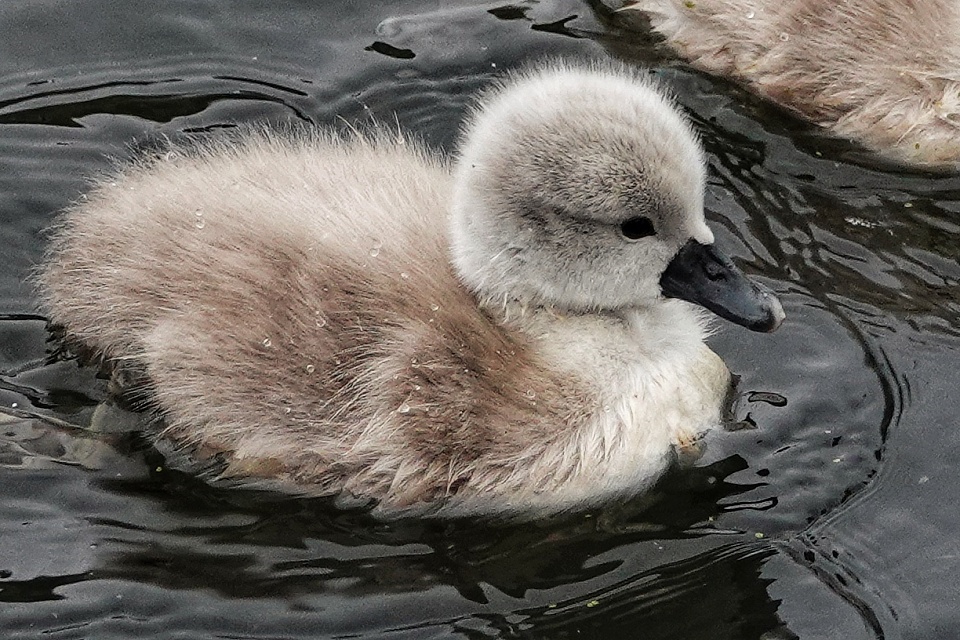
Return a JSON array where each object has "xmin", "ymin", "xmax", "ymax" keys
[{"xmin": 1, "ymin": 1, "xmax": 958, "ymax": 638}]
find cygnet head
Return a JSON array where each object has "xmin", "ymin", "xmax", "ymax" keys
[{"xmin": 450, "ymin": 62, "xmax": 783, "ymax": 331}]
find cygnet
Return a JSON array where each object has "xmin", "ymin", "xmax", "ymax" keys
[
  {"xmin": 37, "ymin": 61, "xmax": 783, "ymax": 518},
  {"xmin": 617, "ymin": 0, "xmax": 960, "ymax": 167}
]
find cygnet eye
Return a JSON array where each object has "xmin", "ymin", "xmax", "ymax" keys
[{"xmin": 619, "ymin": 216, "xmax": 656, "ymax": 240}]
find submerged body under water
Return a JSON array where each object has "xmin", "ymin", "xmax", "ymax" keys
[{"xmin": 0, "ymin": 1, "xmax": 958, "ymax": 638}]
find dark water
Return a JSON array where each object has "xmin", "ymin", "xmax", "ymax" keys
[{"xmin": 1, "ymin": 1, "xmax": 958, "ymax": 638}]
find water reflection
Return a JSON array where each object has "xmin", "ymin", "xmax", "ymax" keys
[
  {"xmin": 0, "ymin": 85, "xmax": 315, "ymax": 127},
  {"xmin": 0, "ymin": 446, "xmax": 810, "ymax": 637},
  {"xmin": 508, "ymin": 543, "xmax": 789, "ymax": 640}
]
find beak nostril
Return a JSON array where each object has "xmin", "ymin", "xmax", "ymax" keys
[{"xmin": 705, "ymin": 261, "xmax": 726, "ymax": 281}]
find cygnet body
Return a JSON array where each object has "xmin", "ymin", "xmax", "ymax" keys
[
  {"xmin": 618, "ymin": 0, "xmax": 960, "ymax": 167},
  {"xmin": 38, "ymin": 62, "xmax": 783, "ymax": 518}
]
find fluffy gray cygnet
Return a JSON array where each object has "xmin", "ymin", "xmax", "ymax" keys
[
  {"xmin": 618, "ymin": 0, "xmax": 960, "ymax": 167},
  {"xmin": 38, "ymin": 61, "xmax": 784, "ymax": 518}
]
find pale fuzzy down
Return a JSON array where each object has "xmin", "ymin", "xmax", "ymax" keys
[
  {"xmin": 38, "ymin": 62, "xmax": 750, "ymax": 518},
  {"xmin": 621, "ymin": 0, "xmax": 960, "ymax": 167}
]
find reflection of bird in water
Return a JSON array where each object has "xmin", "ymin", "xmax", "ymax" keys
[
  {"xmin": 37, "ymin": 62, "xmax": 782, "ymax": 518},
  {"xmin": 616, "ymin": 0, "xmax": 960, "ymax": 167}
]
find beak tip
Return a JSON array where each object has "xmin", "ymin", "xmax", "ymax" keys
[{"xmin": 751, "ymin": 291, "xmax": 785, "ymax": 333}]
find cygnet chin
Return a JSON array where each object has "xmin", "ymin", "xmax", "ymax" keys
[{"xmin": 37, "ymin": 60, "xmax": 783, "ymax": 519}]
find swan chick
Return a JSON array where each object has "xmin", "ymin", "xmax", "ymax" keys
[
  {"xmin": 38, "ymin": 61, "xmax": 783, "ymax": 518},
  {"xmin": 618, "ymin": 0, "xmax": 960, "ymax": 167}
]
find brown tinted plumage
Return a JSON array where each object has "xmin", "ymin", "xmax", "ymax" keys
[{"xmin": 621, "ymin": 0, "xmax": 960, "ymax": 167}]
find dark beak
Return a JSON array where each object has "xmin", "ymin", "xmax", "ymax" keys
[{"xmin": 659, "ymin": 239, "xmax": 784, "ymax": 333}]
